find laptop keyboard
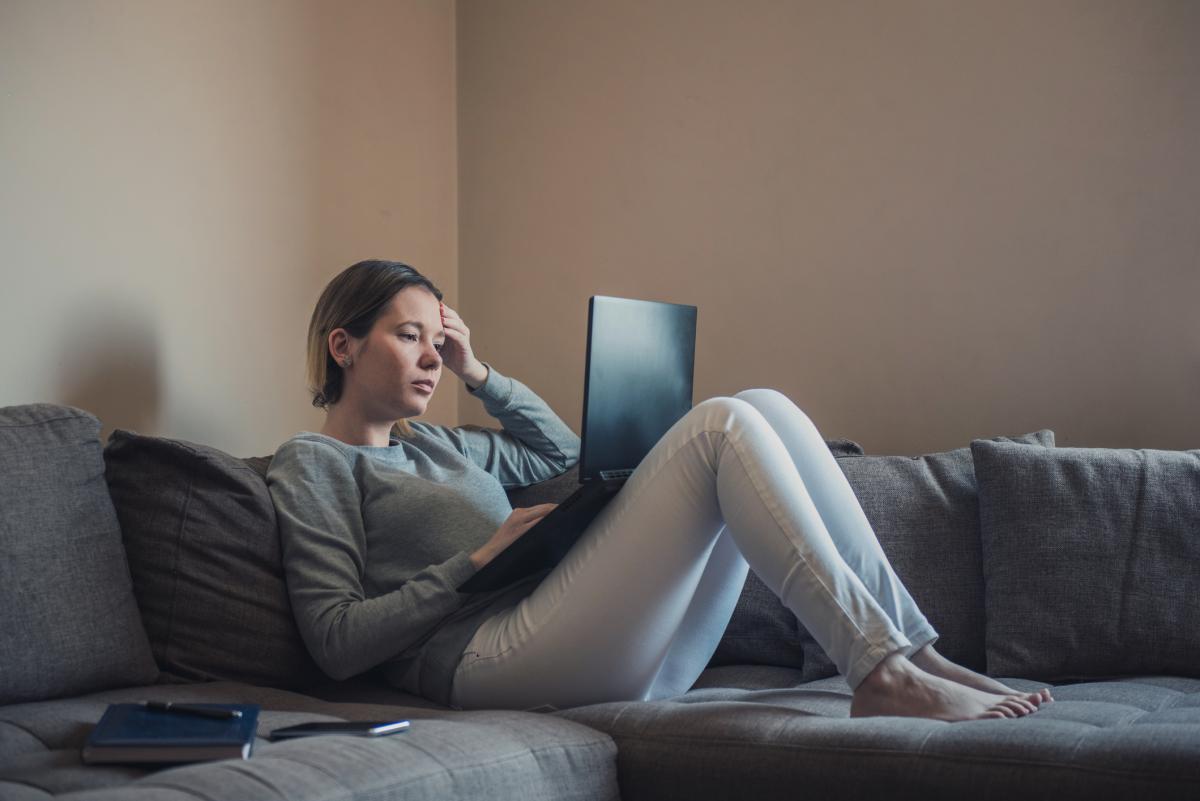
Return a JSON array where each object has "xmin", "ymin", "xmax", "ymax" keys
[{"xmin": 598, "ymin": 469, "xmax": 634, "ymax": 481}]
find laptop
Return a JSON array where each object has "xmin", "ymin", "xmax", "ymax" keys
[{"xmin": 458, "ymin": 295, "xmax": 697, "ymax": 594}]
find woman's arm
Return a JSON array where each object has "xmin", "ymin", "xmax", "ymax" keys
[
  {"xmin": 415, "ymin": 363, "xmax": 581, "ymax": 488},
  {"xmin": 428, "ymin": 303, "xmax": 581, "ymax": 488},
  {"xmin": 266, "ymin": 439, "xmax": 476, "ymax": 680}
]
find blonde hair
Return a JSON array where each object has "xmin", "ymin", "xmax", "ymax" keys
[{"xmin": 306, "ymin": 260, "xmax": 443, "ymax": 440}]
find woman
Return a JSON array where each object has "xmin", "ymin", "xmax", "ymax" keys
[{"xmin": 267, "ymin": 260, "xmax": 1053, "ymax": 719}]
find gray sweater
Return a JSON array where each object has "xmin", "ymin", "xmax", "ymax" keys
[{"xmin": 266, "ymin": 365, "xmax": 580, "ymax": 706}]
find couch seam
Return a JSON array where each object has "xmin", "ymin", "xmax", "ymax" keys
[
  {"xmin": 608, "ymin": 732, "xmax": 1199, "ymax": 782},
  {"xmin": 0, "ymin": 718, "xmax": 53, "ymax": 749},
  {"xmin": 0, "ymin": 414, "xmax": 94, "ymax": 429},
  {"xmin": 162, "ymin": 477, "xmax": 195, "ymax": 667}
]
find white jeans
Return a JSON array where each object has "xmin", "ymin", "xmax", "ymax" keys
[{"xmin": 450, "ymin": 389, "xmax": 938, "ymax": 710}]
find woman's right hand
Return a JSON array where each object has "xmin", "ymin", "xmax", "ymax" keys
[{"xmin": 469, "ymin": 504, "xmax": 558, "ymax": 570}]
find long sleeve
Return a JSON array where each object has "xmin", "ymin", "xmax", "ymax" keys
[
  {"xmin": 413, "ymin": 364, "xmax": 581, "ymax": 489},
  {"xmin": 266, "ymin": 439, "xmax": 478, "ymax": 680}
]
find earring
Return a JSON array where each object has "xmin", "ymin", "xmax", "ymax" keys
[{"xmin": 342, "ymin": 358, "xmax": 352, "ymax": 368}]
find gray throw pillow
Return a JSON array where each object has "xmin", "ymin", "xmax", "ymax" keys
[
  {"xmin": 712, "ymin": 430, "xmax": 1056, "ymax": 681},
  {"xmin": 0, "ymin": 404, "xmax": 159, "ymax": 704},
  {"xmin": 973, "ymin": 440, "xmax": 1200, "ymax": 680},
  {"xmin": 104, "ymin": 430, "xmax": 325, "ymax": 689}
]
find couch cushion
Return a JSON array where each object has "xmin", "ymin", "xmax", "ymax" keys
[
  {"xmin": 712, "ymin": 430, "xmax": 1056, "ymax": 680},
  {"xmin": 0, "ymin": 404, "xmax": 159, "ymax": 705},
  {"xmin": 0, "ymin": 681, "xmax": 618, "ymax": 801},
  {"xmin": 973, "ymin": 440, "xmax": 1200, "ymax": 680},
  {"xmin": 561, "ymin": 667, "xmax": 1200, "ymax": 801},
  {"xmin": 103, "ymin": 430, "xmax": 325, "ymax": 690}
]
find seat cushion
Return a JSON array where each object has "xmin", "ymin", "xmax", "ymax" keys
[
  {"xmin": 560, "ymin": 667, "xmax": 1200, "ymax": 801},
  {"xmin": 103, "ymin": 430, "xmax": 325, "ymax": 690},
  {"xmin": 0, "ymin": 682, "xmax": 618, "ymax": 801},
  {"xmin": 973, "ymin": 440, "xmax": 1200, "ymax": 680},
  {"xmin": 0, "ymin": 404, "xmax": 158, "ymax": 705}
]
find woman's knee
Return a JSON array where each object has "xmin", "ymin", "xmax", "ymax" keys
[
  {"xmin": 689, "ymin": 396, "xmax": 764, "ymax": 429},
  {"xmin": 733, "ymin": 389, "xmax": 820, "ymax": 435},
  {"xmin": 735, "ymin": 388, "xmax": 804, "ymax": 416}
]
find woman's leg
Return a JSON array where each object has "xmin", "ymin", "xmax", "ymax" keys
[
  {"xmin": 733, "ymin": 390, "xmax": 1052, "ymax": 705},
  {"xmin": 451, "ymin": 396, "xmax": 1043, "ymax": 718},
  {"xmin": 454, "ymin": 395, "xmax": 910, "ymax": 707},
  {"xmin": 731, "ymin": 389, "xmax": 938, "ymax": 654}
]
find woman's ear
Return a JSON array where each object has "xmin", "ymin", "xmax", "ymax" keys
[{"xmin": 327, "ymin": 329, "xmax": 351, "ymax": 365}]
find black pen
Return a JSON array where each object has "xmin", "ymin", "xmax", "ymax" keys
[{"xmin": 144, "ymin": 701, "xmax": 242, "ymax": 720}]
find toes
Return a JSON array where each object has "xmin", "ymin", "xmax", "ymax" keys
[{"xmin": 999, "ymin": 698, "xmax": 1033, "ymax": 716}]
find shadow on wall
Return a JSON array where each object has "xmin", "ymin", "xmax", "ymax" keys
[{"xmin": 57, "ymin": 297, "xmax": 161, "ymax": 445}]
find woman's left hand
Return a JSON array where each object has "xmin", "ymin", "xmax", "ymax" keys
[{"xmin": 439, "ymin": 302, "xmax": 489, "ymax": 389}]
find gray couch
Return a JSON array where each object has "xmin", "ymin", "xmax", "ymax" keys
[{"xmin": 3, "ymin": 403, "xmax": 1199, "ymax": 801}]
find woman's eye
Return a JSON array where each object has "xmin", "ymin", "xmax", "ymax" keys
[
  {"xmin": 434, "ymin": 342, "xmax": 444, "ymax": 352},
  {"xmin": 400, "ymin": 333, "xmax": 418, "ymax": 342}
]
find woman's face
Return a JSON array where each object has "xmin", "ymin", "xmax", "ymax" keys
[{"xmin": 343, "ymin": 286, "xmax": 444, "ymax": 420}]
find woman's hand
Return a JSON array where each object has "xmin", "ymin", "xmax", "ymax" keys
[
  {"xmin": 439, "ymin": 302, "xmax": 489, "ymax": 389},
  {"xmin": 469, "ymin": 504, "xmax": 558, "ymax": 570}
]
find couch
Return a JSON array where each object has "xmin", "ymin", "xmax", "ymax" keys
[{"xmin": 2, "ymin": 402, "xmax": 1199, "ymax": 801}]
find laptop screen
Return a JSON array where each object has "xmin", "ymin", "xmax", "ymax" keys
[{"xmin": 579, "ymin": 296, "xmax": 697, "ymax": 481}]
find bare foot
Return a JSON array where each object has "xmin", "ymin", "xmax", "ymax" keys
[
  {"xmin": 911, "ymin": 644, "xmax": 1054, "ymax": 705},
  {"xmin": 850, "ymin": 653, "xmax": 1043, "ymax": 722}
]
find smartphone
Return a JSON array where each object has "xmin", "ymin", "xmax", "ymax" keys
[{"xmin": 268, "ymin": 720, "xmax": 410, "ymax": 740}]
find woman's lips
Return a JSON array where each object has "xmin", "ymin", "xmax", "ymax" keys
[{"xmin": 412, "ymin": 381, "xmax": 434, "ymax": 394}]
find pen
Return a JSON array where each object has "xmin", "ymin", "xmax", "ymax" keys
[{"xmin": 144, "ymin": 701, "xmax": 242, "ymax": 720}]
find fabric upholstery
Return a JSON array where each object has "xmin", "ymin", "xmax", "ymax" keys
[
  {"xmin": 0, "ymin": 681, "xmax": 618, "ymax": 801},
  {"xmin": 973, "ymin": 440, "xmax": 1200, "ymax": 680},
  {"xmin": 103, "ymin": 431, "xmax": 325, "ymax": 690},
  {"xmin": 561, "ymin": 667, "xmax": 1200, "ymax": 801},
  {"xmin": 714, "ymin": 430, "xmax": 1056, "ymax": 679},
  {"xmin": 0, "ymin": 404, "xmax": 158, "ymax": 705}
]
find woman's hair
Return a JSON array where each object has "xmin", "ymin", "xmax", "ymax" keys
[{"xmin": 306, "ymin": 260, "xmax": 443, "ymax": 438}]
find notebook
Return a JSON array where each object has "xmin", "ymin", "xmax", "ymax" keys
[
  {"xmin": 458, "ymin": 295, "xmax": 697, "ymax": 594},
  {"xmin": 82, "ymin": 703, "xmax": 260, "ymax": 764}
]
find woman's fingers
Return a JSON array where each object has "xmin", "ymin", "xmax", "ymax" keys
[
  {"xmin": 514, "ymin": 506, "xmax": 557, "ymax": 536},
  {"xmin": 522, "ymin": 503, "xmax": 558, "ymax": 520}
]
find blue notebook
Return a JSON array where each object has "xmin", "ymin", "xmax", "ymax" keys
[{"xmin": 82, "ymin": 703, "xmax": 260, "ymax": 764}]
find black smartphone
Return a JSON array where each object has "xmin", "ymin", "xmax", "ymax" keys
[{"xmin": 268, "ymin": 720, "xmax": 410, "ymax": 740}]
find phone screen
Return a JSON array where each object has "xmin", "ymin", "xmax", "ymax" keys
[{"xmin": 269, "ymin": 720, "xmax": 410, "ymax": 740}]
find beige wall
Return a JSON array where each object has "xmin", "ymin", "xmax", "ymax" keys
[
  {"xmin": 4, "ymin": 1, "xmax": 1197, "ymax": 457},
  {"xmin": 0, "ymin": 0, "xmax": 457, "ymax": 456},
  {"xmin": 457, "ymin": 0, "xmax": 1200, "ymax": 452}
]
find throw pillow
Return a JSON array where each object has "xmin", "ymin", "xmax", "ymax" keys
[
  {"xmin": 711, "ymin": 430, "xmax": 1056, "ymax": 681},
  {"xmin": 104, "ymin": 430, "xmax": 325, "ymax": 689},
  {"xmin": 973, "ymin": 440, "xmax": 1200, "ymax": 680},
  {"xmin": 0, "ymin": 404, "xmax": 159, "ymax": 704}
]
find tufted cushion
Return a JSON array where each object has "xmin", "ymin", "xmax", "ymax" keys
[
  {"xmin": 103, "ymin": 430, "xmax": 325, "ymax": 690},
  {"xmin": 713, "ymin": 431, "xmax": 1056, "ymax": 680},
  {"xmin": 0, "ymin": 404, "xmax": 159, "ymax": 705},
  {"xmin": 561, "ymin": 667, "xmax": 1200, "ymax": 801},
  {"xmin": 973, "ymin": 440, "xmax": 1200, "ymax": 680},
  {"xmin": 0, "ymin": 681, "xmax": 618, "ymax": 801}
]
